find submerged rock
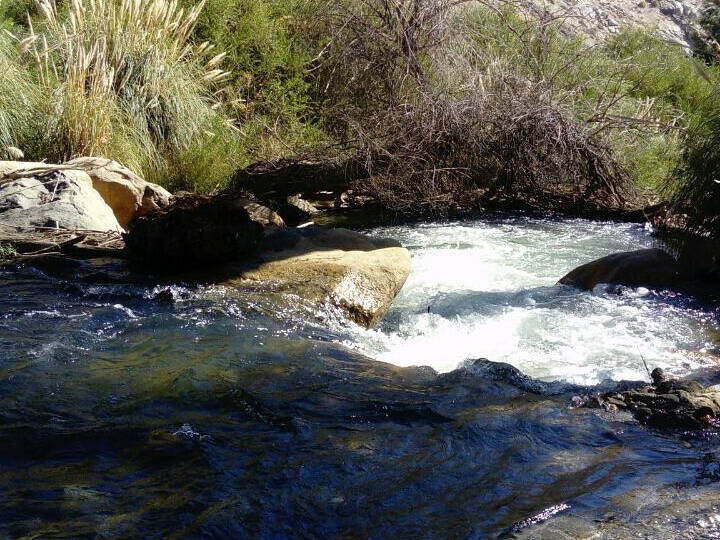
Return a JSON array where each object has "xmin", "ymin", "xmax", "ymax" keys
[
  {"xmin": 66, "ymin": 157, "xmax": 172, "ymax": 228},
  {"xmin": 124, "ymin": 194, "xmax": 264, "ymax": 268},
  {"xmin": 0, "ymin": 164, "xmax": 122, "ymax": 232},
  {"xmin": 582, "ymin": 367, "xmax": 720, "ymax": 429},
  {"xmin": 558, "ymin": 248, "xmax": 686, "ymax": 290}
]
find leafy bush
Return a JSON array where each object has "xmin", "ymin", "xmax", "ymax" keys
[
  {"xmin": 183, "ymin": 0, "xmax": 327, "ymax": 160},
  {"xmin": 0, "ymin": 242, "xmax": 18, "ymax": 260},
  {"xmin": 462, "ymin": 8, "xmax": 717, "ymax": 194},
  {"xmin": 0, "ymin": 0, "xmax": 36, "ymax": 29}
]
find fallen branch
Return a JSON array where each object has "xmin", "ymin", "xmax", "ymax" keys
[{"xmin": 22, "ymin": 234, "xmax": 87, "ymax": 256}]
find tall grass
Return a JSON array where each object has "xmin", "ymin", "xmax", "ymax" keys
[
  {"xmin": 5, "ymin": 0, "xmax": 241, "ymax": 191},
  {"xmin": 0, "ymin": 30, "xmax": 38, "ymax": 158}
]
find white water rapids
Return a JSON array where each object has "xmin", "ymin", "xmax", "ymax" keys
[{"xmin": 339, "ymin": 216, "xmax": 719, "ymax": 385}]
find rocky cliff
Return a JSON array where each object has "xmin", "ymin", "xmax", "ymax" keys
[{"xmin": 512, "ymin": 0, "xmax": 706, "ymax": 50}]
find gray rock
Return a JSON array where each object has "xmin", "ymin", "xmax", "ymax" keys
[
  {"xmin": 0, "ymin": 169, "xmax": 122, "ymax": 232},
  {"xmin": 239, "ymin": 200, "xmax": 285, "ymax": 228},
  {"xmin": 583, "ymin": 371, "xmax": 720, "ymax": 429},
  {"xmin": 0, "ymin": 177, "xmax": 45, "ymax": 211},
  {"xmin": 277, "ymin": 194, "xmax": 320, "ymax": 225},
  {"xmin": 510, "ymin": 0, "xmax": 705, "ymax": 52}
]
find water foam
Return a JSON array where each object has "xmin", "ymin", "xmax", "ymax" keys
[{"xmin": 341, "ymin": 217, "xmax": 719, "ymax": 385}]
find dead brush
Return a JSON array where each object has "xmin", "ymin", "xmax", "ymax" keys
[
  {"xmin": 350, "ymin": 68, "xmax": 630, "ymax": 216},
  {"xmin": 312, "ymin": 0, "xmax": 632, "ymax": 216}
]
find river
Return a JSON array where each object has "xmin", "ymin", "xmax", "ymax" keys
[{"xmin": 1, "ymin": 215, "xmax": 719, "ymax": 537}]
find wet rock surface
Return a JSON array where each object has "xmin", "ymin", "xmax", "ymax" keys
[
  {"xmin": 221, "ymin": 226, "xmax": 411, "ymax": 327},
  {"xmin": 581, "ymin": 368, "xmax": 720, "ymax": 429},
  {"xmin": 559, "ymin": 248, "xmax": 687, "ymax": 290}
]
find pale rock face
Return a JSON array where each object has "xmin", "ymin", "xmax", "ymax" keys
[
  {"xmin": 508, "ymin": 0, "xmax": 706, "ymax": 51},
  {"xmin": 0, "ymin": 165, "xmax": 122, "ymax": 232},
  {"xmin": 223, "ymin": 227, "xmax": 411, "ymax": 327},
  {"xmin": 65, "ymin": 157, "xmax": 172, "ymax": 228}
]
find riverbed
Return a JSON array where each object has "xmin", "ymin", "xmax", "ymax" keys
[{"xmin": 1, "ymin": 215, "xmax": 719, "ymax": 537}]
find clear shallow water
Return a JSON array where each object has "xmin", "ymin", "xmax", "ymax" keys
[
  {"xmin": 2, "ymin": 216, "xmax": 720, "ymax": 538},
  {"xmin": 341, "ymin": 217, "xmax": 720, "ymax": 384}
]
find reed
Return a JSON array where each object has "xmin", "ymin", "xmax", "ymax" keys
[{"xmin": 18, "ymin": 0, "xmax": 233, "ymax": 185}]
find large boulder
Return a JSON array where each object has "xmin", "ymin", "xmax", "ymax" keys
[
  {"xmin": 124, "ymin": 194, "xmax": 264, "ymax": 268},
  {"xmin": 0, "ymin": 166, "xmax": 122, "ymax": 232},
  {"xmin": 558, "ymin": 248, "xmax": 686, "ymax": 290},
  {"xmin": 223, "ymin": 227, "xmax": 411, "ymax": 326},
  {"xmin": 66, "ymin": 157, "xmax": 172, "ymax": 228}
]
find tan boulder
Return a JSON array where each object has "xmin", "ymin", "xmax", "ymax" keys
[
  {"xmin": 223, "ymin": 227, "xmax": 411, "ymax": 327},
  {"xmin": 65, "ymin": 157, "xmax": 172, "ymax": 228}
]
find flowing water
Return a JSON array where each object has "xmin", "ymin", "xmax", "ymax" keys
[
  {"xmin": 1, "ymin": 215, "xmax": 720, "ymax": 538},
  {"xmin": 347, "ymin": 216, "xmax": 719, "ymax": 383}
]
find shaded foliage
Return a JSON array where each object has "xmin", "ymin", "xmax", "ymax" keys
[
  {"xmin": 693, "ymin": 0, "xmax": 720, "ymax": 64},
  {"xmin": 666, "ymin": 93, "xmax": 720, "ymax": 238}
]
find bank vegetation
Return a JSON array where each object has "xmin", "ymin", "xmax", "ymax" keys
[{"xmin": 0, "ymin": 0, "xmax": 719, "ymax": 227}]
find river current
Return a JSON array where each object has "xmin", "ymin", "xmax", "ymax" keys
[
  {"xmin": 1, "ymin": 215, "xmax": 719, "ymax": 537},
  {"xmin": 347, "ymin": 216, "xmax": 719, "ymax": 383}
]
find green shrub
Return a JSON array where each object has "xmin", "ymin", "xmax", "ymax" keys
[
  {"xmin": 183, "ymin": 0, "xmax": 328, "ymax": 160},
  {"xmin": 461, "ymin": 8, "xmax": 717, "ymax": 196},
  {"xmin": 0, "ymin": 0, "xmax": 36, "ymax": 29},
  {"xmin": 0, "ymin": 242, "xmax": 17, "ymax": 260}
]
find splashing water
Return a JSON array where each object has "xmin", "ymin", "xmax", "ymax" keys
[{"xmin": 338, "ymin": 216, "xmax": 719, "ymax": 384}]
